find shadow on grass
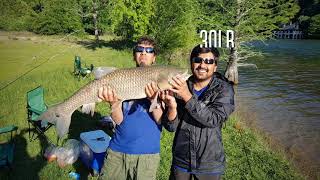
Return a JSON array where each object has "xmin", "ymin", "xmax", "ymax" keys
[
  {"xmin": 68, "ymin": 110, "xmax": 113, "ymax": 179},
  {"xmin": 68, "ymin": 110, "xmax": 113, "ymax": 140},
  {"xmin": 76, "ymin": 39, "xmax": 134, "ymax": 51},
  {"xmin": 0, "ymin": 110, "xmax": 113, "ymax": 180},
  {"xmin": 0, "ymin": 128, "xmax": 50, "ymax": 180}
]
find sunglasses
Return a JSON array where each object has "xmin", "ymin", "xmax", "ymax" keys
[
  {"xmin": 192, "ymin": 57, "xmax": 216, "ymax": 64},
  {"xmin": 134, "ymin": 46, "xmax": 155, "ymax": 53}
]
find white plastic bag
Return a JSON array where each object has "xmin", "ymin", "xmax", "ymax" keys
[
  {"xmin": 56, "ymin": 139, "xmax": 80, "ymax": 167},
  {"xmin": 44, "ymin": 144, "xmax": 58, "ymax": 162}
]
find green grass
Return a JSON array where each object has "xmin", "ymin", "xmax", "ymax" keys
[
  {"xmin": 157, "ymin": 116, "xmax": 304, "ymax": 180},
  {"xmin": 0, "ymin": 32, "xmax": 304, "ymax": 179}
]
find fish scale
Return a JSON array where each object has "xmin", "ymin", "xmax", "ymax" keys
[{"xmin": 38, "ymin": 66, "xmax": 190, "ymax": 138}]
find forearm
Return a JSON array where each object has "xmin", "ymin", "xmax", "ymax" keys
[
  {"xmin": 167, "ymin": 106, "xmax": 177, "ymax": 121},
  {"xmin": 152, "ymin": 107, "xmax": 163, "ymax": 124},
  {"xmin": 162, "ymin": 108, "xmax": 179, "ymax": 132},
  {"xmin": 110, "ymin": 102, "xmax": 123, "ymax": 125}
]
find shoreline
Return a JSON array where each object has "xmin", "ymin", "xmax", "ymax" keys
[
  {"xmin": 234, "ymin": 101, "xmax": 318, "ymax": 180},
  {"xmin": 0, "ymin": 31, "xmax": 314, "ymax": 179},
  {"xmin": 223, "ymin": 113, "xmax": 304, "ymax": 179},
  {"xmin": 158, "ymin": 111, "xmax": 305, "ymax": 180}
]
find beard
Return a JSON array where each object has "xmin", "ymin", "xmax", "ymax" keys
[
  {"xmin": 136, "ymin": 61, "xmax": 147, "ymax": 67},
  {"xmin": 193, "ymin": 66, "xmax": 214, "ymax": 81}
]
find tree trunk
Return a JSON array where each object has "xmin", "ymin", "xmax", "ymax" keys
[
  {"xmin": 93, "ymin": 0, "xmax": 99, "ymax": 41},
  {"xmin": 225, "ymin": 47, "xmax": 239, "ymax": 84},
  {"xmin": 225, "ymin": 0, "xmax": 240, "ymax": 84}
]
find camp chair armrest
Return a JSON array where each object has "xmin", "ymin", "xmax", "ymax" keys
[
  {"xmin": 0, "ymin": 125, "xmax": 18, "ymax": 134},
  {"xmin": 27, "ymin": 107, "xmax": 44, "ymax": 115}
]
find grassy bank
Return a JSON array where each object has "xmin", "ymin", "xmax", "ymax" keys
[
  {"xmin": 0, "ymin": 32, "xmax": 303, "ymax": 179},
  {"xmin": 157, "ymin": 115, "xmax": 304, "ymax": 180}
]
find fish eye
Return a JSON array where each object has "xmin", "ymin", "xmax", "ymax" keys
[{"xmin": 55, "ymin": 114, "xmax": 60, "ymax": 118}]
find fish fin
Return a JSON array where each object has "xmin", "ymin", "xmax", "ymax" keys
[
  {"xmin": 82, "ymin": 103, "xmax": 95, "ymax": 116},
  {"xmin": 93, "ymin": 67, "xmax": 117, "ymax": 79},
  {"xmin": 55, "ymin": 113, "xmax": 72, "ymax": 138},
  {"xmin": 149, "ymin": 91, "xmax": 160, "ymax": 112},
  {"xmin": 181, "ymin": 70, "xmax": 191, "ymax": 81}
]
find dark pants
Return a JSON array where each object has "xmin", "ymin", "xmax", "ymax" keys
[{"xmin": 169, "ymin": 166, "xmax": 221, "ymax": 180}]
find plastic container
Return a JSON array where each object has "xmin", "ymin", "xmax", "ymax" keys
[
  {"xmin": 80, "ymin": 130, "xmax": 111, "ymax": 174},
  {"xmin": 69, "ymin": 172, "xmax": 80, "ymax": 180}
]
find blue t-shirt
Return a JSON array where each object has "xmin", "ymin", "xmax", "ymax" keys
[
  {"xmin": 193, "ymin": 86, "xmax": 209, "ymax": 98},
  {"xmin": 109, "ymin": 99, "xmax": 162, "ymax": 154}
]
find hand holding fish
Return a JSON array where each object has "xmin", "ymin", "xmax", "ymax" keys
[
  {"xmin": 37, "ymin": 66, "xmax": 190, "ymax": 138},
  {"xmin": 169, "ymin": 76, "xmax": 192, "ymax": 103},
  {"xmin": 98, "ymin": 86, "xmax": 120, "ymax": 106},
  {"xmin": 145, "ymin": 82, "xmax": 159, "ymax": 101},
  {"xmin": 159, "ymin": 90, "xmax": 176, "ymax": 109},
  {"xmin": 98, "ymin": 86, "xmax": 123, "ymax": 125},
  {"xmin": 159, "ymin": 90, "xmax": 177, "ymax": 121}
]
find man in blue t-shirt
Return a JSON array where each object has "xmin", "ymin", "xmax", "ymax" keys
[{"xmin": 98, "ymin": 36, "xmax": 163, "ymax": 180}]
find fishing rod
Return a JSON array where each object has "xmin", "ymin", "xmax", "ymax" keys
[{"xmin": 0, "ymin": 30, "xmax": 81, "ymax": 92}]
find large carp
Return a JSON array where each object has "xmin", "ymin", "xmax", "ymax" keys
[{"xmin": 38, "ymin": 66, "xmax": 190, "ymax": 138}]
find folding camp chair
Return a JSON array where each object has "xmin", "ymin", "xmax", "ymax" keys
[
  {"xmin": 0, "ymin": 125, "xmax": 18, "ymax": 169},
  {"xmin": 73, "ymin": 56, "xmax": 94, "ymax": 79},
  {"xmin": 27, "ymin": 86, "xmax": 53, "ymax": 142}
]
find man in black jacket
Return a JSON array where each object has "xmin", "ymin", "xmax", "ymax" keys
[{"xmin": 160, "ymin": 45, "xmax": 235, "ymax": 180}]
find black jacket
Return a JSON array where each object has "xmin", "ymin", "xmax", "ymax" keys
[{"xmin": 162, "ymin": 72, "xmax": 235, "ymax": 173}]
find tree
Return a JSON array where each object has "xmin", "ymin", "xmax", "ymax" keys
[
  {"xmin": 308, "ymin": 14, "xmax": 320, "ymax": 38},
  {"xmin": 78, "ymin": 0, "xmax": 109, "ymax": 40},
  {"xmin": 32, "ymin": 0, "xmax": 83, "ymax": 35},
  {"xmin": 152, "ymin": 0, "xmax": 198, "ymax": 61},
  {"xmin": 108, "ymin": 0, "xmax": 155, "ymax": 41},
  {"xmin": 297, "ymin": 0, "xmax": 320, "ymax": 38},
  {"xmin": 0, "ymin": 0, "xmax": 35, "ymax": 31},
  {"xmin": 198, "ymin": 0, "xmax": 299, "ymax": 84}
]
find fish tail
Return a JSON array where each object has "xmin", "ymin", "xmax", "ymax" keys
[
  {"xmin": 38, "ymin": 104, "xmax": 72, "ymax": 138},
  {"xmin": 38, "ymin": 106, "xmax": 58, "ymax": 127}
]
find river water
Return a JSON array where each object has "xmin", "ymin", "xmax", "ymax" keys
[{"xmin": 231, "ymin": 40, "xmax": 320, "ymax": 177}]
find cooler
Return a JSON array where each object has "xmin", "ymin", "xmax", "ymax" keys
[{"xmin": 80, "ymin": 130, "xmax": 111, "ymax": 174}]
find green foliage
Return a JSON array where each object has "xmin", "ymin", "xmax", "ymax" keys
[
  {"xmin": 152, "ymin": 0, "xmax": 198, "ymax": 57},
  {"xmin": 78, "ymin": 0, "xmax": 110, "ymax": 35},
  {"xmin": 308, "ymin": 14, "xmax": 320, "ymax": 38},
  {"xmin": 198, "ymin": 0, "xmax": 299, "ymax": 43},
  {"xmin": 297, "ymin": 0, "xmax": 320, "ymax": 38},
  {"xmin": 108, "ymin": 0, "xmax": 155, "ymax": 41},
  {"xmin": 32, "ymin": 0, "xmax": 83, "ymax": 35},
  {"xmin": 0, "ymin": 33, "xmax": 304, "ymax": 180},
  {"xmin": 298, "ymin": 0, "xmax": 320, "ymax": 17},
  {"xmin": 198, "ymin": 0, "xmax": 300, "ymax": 62},
  {"xmin": 0, "ymin": 0, "xmax": 35, "ymax": 31},
  {"xmin": 78, "ymin": 0, "xmax": 95, "ymax": 34}
]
